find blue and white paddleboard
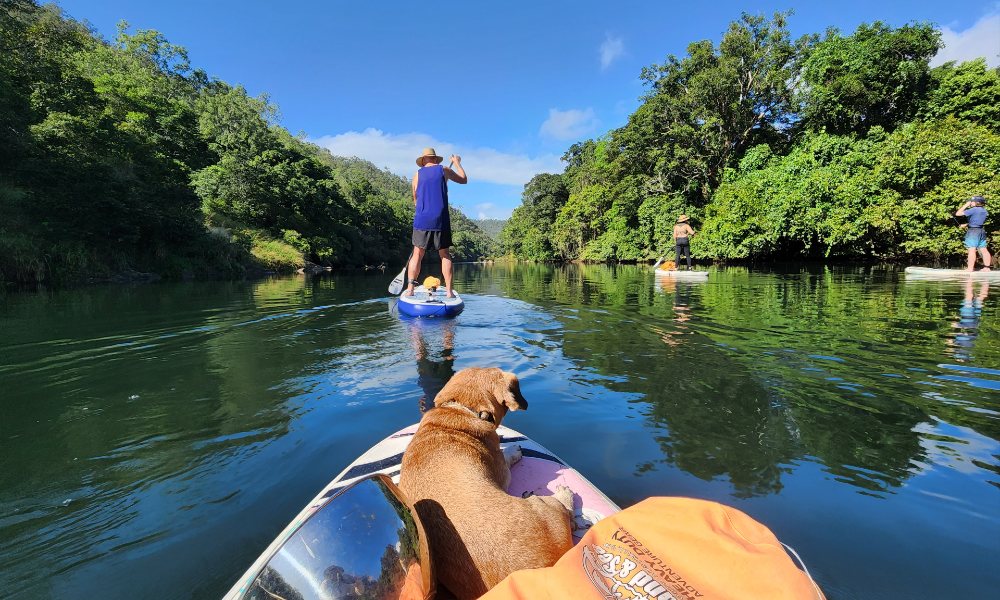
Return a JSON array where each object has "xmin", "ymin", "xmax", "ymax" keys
[{"xmin": 397, "ymin": 286, "xmax": 465, "ymax": 318}]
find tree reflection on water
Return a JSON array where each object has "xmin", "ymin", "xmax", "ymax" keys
[{"xmin": 494, "ymin": 264, "xmax": 997, "ymax": 499}]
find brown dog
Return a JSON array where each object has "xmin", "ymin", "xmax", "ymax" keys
[{"xmin": 398, "ymin": 367, "xmax": 575, "ymax": 600}]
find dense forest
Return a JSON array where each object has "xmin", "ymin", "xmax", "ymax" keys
[
  {"xmin": 0, "ymin": 0, "xmax": 493, "ymax": 283},
  {"xmin": 471, "ymin": 218, "xmax": 507, "ymax": 240},
  {"xmin": 500, "ymin": 13, "xmax": 1000, "ymax": 262}
]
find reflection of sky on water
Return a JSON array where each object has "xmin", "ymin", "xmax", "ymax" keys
[{"xmin": 913, "ymin": 418, "xmax": 1000, "ymax": 476}]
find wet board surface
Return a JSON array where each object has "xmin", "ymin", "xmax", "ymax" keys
[{"xmin": 224, "ymin": 424, "xmax": 619, "ymax": 599}]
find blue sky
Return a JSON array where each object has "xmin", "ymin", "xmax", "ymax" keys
[{"xmin": 56, "ymin": 0, "xmax": 1000, "ymax": 219}]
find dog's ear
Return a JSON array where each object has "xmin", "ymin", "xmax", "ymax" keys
[{"xmin": 500, "ymin": 371, "xmax": 528, "ymax": 411}]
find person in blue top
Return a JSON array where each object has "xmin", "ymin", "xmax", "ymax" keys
[
  {"xmin": 956, "ymin": 195, "xmax": 991, "ymax": 271},
  {"xmin": 404, "ymin": 147, "xmax": 468, "ymax": 297}
]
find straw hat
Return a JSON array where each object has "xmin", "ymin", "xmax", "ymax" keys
[
  {"xmin": 677, "ymin": 214, "xmax": 690, "ymax": 223},
  {"xmin": 416, "ymin": 147, "xmax": 444, "ymax": 167}
]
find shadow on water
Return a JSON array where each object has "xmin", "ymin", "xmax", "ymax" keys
[{"xmin": 1, "ymin": 264, "xmax": 999, "ymax": 598}]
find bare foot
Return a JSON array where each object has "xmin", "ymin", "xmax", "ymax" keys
[
  {"xmin": 402, "ymin": 288, "xmax": 415, "ymax": 297},
  {"xmin": 446, "ymin": 290, "xmax": 456, "ymax": 298}
]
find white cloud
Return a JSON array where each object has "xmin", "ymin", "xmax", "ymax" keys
[
  {"xmin": 600, "ymin": 34, "xmax": 625, "ymax": 70},
  {"xmin": 539, "ymin": 108, "xmax": 600, "ymax": 141},
  {"xmin": 932, "ymin": 12, "xmax": 1000, "ymax": 68},
  {"xmin": 474, "ymin": 203, "xmax": 496, "ymax": 219},
  {"xmin": 310, "ymin": 128, "xmax": 562, "ymax": 186}
]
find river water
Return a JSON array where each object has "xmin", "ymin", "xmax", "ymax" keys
[{"xmin": 1, "ymin": 264, "xmax": 998, "ymax": 599}]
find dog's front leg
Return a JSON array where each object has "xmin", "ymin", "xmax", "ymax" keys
[
  {"xmin": 552, "ymin": 485, "xmax": 575, "ymax": 512},
  {"xmin": 495, "ymin": 444, "xmax": 522, "ymax": 490}
]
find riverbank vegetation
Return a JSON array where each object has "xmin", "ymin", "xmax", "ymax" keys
[
  {"xmin": 0, "ymin": 1, "xmax": 493, "ymax": 283},
  {"xmin": 500, "ymin": 13, "xmax": 1000, "ymax": 262}
]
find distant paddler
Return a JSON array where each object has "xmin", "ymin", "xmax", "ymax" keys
[
  {"xmin": 956, "ymin": 195, "xmax": 991, "ymax": 272},
  {"xmin": 673, "ymin": 214, "xmax": 696, "ymax": 270}
]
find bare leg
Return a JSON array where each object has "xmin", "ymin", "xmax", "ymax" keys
[
  {"xmin": 438, "ymin": 247, "xmax": 454, "ymax": 297},
  {"xmin": 966, "ymin": 248, "xmax": 977, "ymax": 271},
  {"xmin": 980, "ymin": 247, "xmax": 992, "ymax": 269},
  {"xmin": 405, "ymin": 246, "xmax": 425, "ymax": 296}
]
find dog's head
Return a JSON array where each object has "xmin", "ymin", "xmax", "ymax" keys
[
  {"xmin": 423, "ymin": 276, "xmax": 441, "ymax": 291},
  {"xmin": 433, "ymin": 367, "xmax": 528, "ymax": 426}
]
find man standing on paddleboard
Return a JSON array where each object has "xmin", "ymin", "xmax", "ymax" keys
[
  {"xmin": 956, "ymin": 195, "xmax": 991, "ymax": 271},
  {"xmin": 404, "ymin": 148, "xmax": 467, "ymax": 298}
]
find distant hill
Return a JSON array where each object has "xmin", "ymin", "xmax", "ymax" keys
[{"xmin": 472, "ymin": 219, "xmax": 507, "ymax": 240}]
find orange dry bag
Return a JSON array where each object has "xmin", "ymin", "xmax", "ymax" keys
[{"xmin": 480, "ymin": 497, "xmax": 824, "ymax": 600}]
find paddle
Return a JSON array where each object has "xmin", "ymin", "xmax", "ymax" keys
[
  {"xmin": 653, "ymin": 255, "xmax": 665, "ymax": 269},
  {"xmin": 388, "ymin": 158, "xmax": 455, "ymax": 295},
  {"xmin": 387, "ymin": 251, "xmax": 411, "ymax": 294}
]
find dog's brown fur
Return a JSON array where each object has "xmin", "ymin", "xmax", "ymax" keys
[{"xmin": 398, "ymin": 368, "xmax": 574, "ymax": 600}]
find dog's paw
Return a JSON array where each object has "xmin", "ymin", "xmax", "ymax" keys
[
  {"xmin": 503, "ymin": 444, "xmax": 523, "ymax": 467},
  {"xmin": 553, "ymin": 485, "xmax": 575, "ymax": 512},
  {"xmin": 573, "ymin": 508, "xmax": 604, "ymax": 533}
]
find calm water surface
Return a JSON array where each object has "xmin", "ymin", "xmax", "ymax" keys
[{"xmin": 2, "ymin": 264, "xmax": 998, "ymax": 599}]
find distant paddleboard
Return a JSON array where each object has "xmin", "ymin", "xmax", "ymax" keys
[
  {"xmin": 655, "ymin": 268, "xmax": 709, "ymax": 280},
  {"xmin": 904, "ymin": 266, "xmax": 1000, "ymax": 280}
]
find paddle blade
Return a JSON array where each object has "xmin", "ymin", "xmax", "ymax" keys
[
  {"xmin": 652, "ymin": 256, "xmax": 664, "ymax": 269},
  {"xmin": 388, "ymin": 266, "xmax": 407, "ymax": 294}
]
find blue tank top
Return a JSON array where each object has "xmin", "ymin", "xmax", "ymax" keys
[
  {"xmin": 965, "ymin": 206, "xmax": 987, "ymax": 228},
  {"xmin": 414, "ymin": 165, "xmax": 449, "ymax": 231}
]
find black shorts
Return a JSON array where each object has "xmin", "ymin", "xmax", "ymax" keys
[{"xmin": 412, "ymin": 228, "xmax": 452, "ymax": 251}]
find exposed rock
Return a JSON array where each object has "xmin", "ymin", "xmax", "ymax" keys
[{"xmin": 297, "ymin": 261, "xmax": 332, "ymax": 275}]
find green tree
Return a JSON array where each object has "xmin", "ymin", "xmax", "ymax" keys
[
  {"xmin": 1, "ymin": 1, "xmax": 480, "ymax": 281},
  {"xmin": 921, "ymin": 58, "xmax": 1000, "ymax": 129},
  {"xmin": 698, "ymin": 119, "xmax": 1000, "ymax": 259},
  {"xmin": 499, "ymin": 173, "xmax": 568, "ymax": 260},
  {"xmin": 800, "ymin": 22, "xmax": 941, "ymax": 134},
  {"xmin": 630, "ymin": 12, "xmax": 813, "ymax": 203}
]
